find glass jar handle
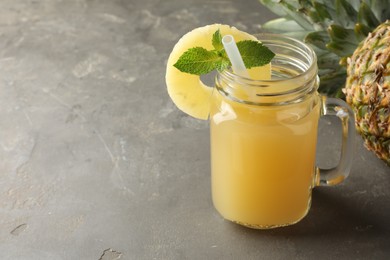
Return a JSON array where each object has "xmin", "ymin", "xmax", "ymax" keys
[{"xmin": 315, "ymin": 96, "xmax": 355, "ymax": 186}]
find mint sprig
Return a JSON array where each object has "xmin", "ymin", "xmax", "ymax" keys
[{"xmin": 173, "ymin": 29, "xmax": 275, "ymax": 76}]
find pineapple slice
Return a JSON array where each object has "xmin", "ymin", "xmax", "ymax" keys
[{"xmin": 165, "ymin": 24, "xmax": 271, "ymax": 120}]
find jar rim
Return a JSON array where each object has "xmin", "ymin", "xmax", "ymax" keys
[
  {"xmin": 219, "ymin": 33, "xmax": 317, "ymax": 83},
  {"xmin": 215, "ymin": 33, "xmax": 318, "ymax": 105}
]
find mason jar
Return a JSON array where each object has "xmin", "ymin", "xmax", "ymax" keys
[{"xmin": 210, "ymin": 34, "xmax": 354, "ymax": 229}]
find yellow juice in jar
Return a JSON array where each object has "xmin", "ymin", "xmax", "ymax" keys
[{"xmin": 210, "ymin": 84, "xmax": 321, "ymax": 228}]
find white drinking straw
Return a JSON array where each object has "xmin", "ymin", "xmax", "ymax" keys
[{"xmin": 222, "ymin": 35, "xmax": 249, "ymax": 78}]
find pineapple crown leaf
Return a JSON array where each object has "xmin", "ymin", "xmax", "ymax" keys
[
  {"xmin": 358, "ymin": 2, "xmax": 381, "ymax": 30},
  {"xmin": 324, "ymin": 24, "xmax": 360, "ymax": 57},
  {"xmin": 259, "ymin": 0, "xmax": 288, "ymax": 17},
  {"xmin": 262, "ymin": 18, "xmax": 305, "ymax": 33},
  {"xmin": 259, "ymin": 0, "xmax": 390, "ymax": 97},
  {"xmin": 365, "ymin": 0, "xmax": 390, "ymax": 24},
  {"xmin": 304, "ymin": 31, "xmax": 329, "ymax": 50},
  {"xmin": 280, "ymin": 3, "xmax": 315, "ymax": 30},
  {"xmin": 260, "ymin": 0, "xmax": 390, "ymax": 41},
  {"xmin": 328, "ymin": 24, "xmax": 357, "ymax": 44},
  {"xmin": 335, "ymin": 0, "xmax": 358, "ymax": 27},
  {"xmin": 317, "ymin": 52, "xmax": 344, "ymax": 69},
  {"xmin": 354, "ymin": 23, "xmax": 372, "ymax": 41},
  {"xmin": 325, "ymin": 41, "xmax": 356, "ymax": 57},
  {"xmin": 311, "ymin": 2, "xmax": 332, "ymax": 22}
]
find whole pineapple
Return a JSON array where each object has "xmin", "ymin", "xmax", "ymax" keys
[
  {"xmin": 259, "ymin": 0, "xmax": 390, "ymax": 165},
  {"xmin": 344, "ymin": 21, "xmax": 390, "ymax": 165}
]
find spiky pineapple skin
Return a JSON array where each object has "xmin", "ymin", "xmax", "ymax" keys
[{"xmin": 344, "ymin": 21, "xmax": 390, "ymax": 165}]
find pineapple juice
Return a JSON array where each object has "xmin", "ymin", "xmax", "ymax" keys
[
  {"xmin": 210, "ymin": 65, "xmax": 321, "ymax": 228},
  {"xmin": 210, "ymin": 46, "xmax": 321, "ymax": 229}
]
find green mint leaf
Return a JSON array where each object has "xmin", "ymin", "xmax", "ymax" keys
[
  {"xmin": 173, "ymin": 47, "xmax": 223, "ymax": 75},
  {"xmin": 173, "ymin": 29, "xmax": 275, "ymax": 76},
  {"xmin": 214, "ymin": 49, "xmax": 230, "ymax": 71},
  {"xmin": 212, "ymin": 29, "xmax": 223, "ymax": 51},
  {"xmin": 236, "ymin": 40, "xmax": 275, "ymax": 68},
  {"xmin": 215, "ymin": 57, "xmax": 230, "ymax": 72}
]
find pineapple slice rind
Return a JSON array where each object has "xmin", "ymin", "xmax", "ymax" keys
[{"xmin": 165, "ymin": 24, "xmax": 262, "ymax": 120}]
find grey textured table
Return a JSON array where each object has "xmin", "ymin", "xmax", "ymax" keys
[{"xmin": 0, "ymin": 0, "xmax": 389, "ymax": 259}]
